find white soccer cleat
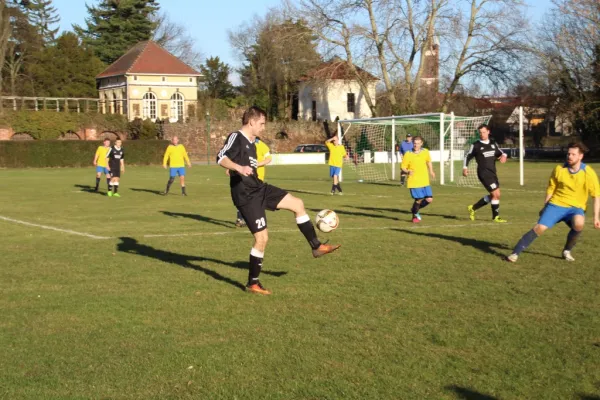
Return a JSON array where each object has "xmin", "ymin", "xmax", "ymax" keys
[
  {"xmin": 562, "ymin": 250, "xmax": 575, "ymax": 261},
  {"xmin": 506, "ymin": 253, "xmax": 518, "ymax": 263}
]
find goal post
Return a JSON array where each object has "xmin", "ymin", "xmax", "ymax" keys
[{"xmin": 336, "ymin": 112, "xmax": 515, "ymax": 186}]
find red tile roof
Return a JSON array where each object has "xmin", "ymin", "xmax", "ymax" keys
[
  {"xmin": 96, "ymin": 41, "xmax": 201, "ymax": 79},
  {"xmin": 299, "ymin": 59, "xmax": 379, "ymax": 82}
]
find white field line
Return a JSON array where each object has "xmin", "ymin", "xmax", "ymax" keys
[
  {"xmin": 0, "ymin": 215, "xmax": 111, "ymax": 240},
  {"xmin": 142, "ymin": 221, "xmax": 533, "ymax": 239}
]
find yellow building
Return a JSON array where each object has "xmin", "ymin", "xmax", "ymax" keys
[{"xmin": 96, "ymin": 41, "xmax": 201, "ymax": 122}]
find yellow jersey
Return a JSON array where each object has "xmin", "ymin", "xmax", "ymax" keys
[
  {"xmin": 255, "ymin": 140, "xmax": 272, "ymax": 182},
  {"xmin": 95, "ymin": 146, "xmax": 110, "ymax": 167},
  {"xmin": 327, "ymin": 142, "xmax": 347, "ymax": 168},
  {"xmin": 547, "ymin": 163, "xmax": 600, "ymax": 210},
  {"xmin": 163, "ymin": 144, "xmax": 190, "ymax": 168},
  {"xmin": 401, "ymin": 149, "xmax": 432, "ymax": 188}
]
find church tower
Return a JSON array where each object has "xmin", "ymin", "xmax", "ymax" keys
[{"xmin": 419, "ymin": 36, "xmax": 440, "ymax": 104}]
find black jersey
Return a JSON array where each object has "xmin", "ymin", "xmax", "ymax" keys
[
  {"xmin": 107, "ymin": 146, "xmax": 124, "ymax": 167},
  {"xmin": 217, "ymin": 131, "xmax": 263, "ymax": 206},
  {"xmin": 463, "ymin": 140, "xmax": 504, "ymax": 175}
]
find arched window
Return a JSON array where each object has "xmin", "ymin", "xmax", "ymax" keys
[
  {"xmin": 170, "ymin": 92, "xmax": 184, "ymax": 122},
  {"xmin": 143, "ymin": 92, "xmax": 157, "ymax": 120}
]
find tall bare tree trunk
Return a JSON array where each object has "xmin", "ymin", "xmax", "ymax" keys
[{"xmin": 0, "ymin": 0, "xmax": 14, "ymax": 114}]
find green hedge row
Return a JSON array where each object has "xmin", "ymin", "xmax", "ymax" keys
[
  {"xmin": 0, "ymin": 111, "xmax": 129, "ymax": 140},
  {"xmin": 0, "ymin": 140, "xmax": 169, "ymax": 168}
]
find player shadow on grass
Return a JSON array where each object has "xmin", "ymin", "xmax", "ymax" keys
[
  {"xmin": 308, "ymin": 207, "xmax": 399, "ymax": 221},
  {"xmin": 74, "ymin": 184, "xmax": 106, "ymax": 195},
  {"xmin": 161, "ymin": 211, "xmax": 236, "ymax": 229},
  {"xmin": 444, "ymin": 385, "xmax": 498, "ymax": 400},
  {"xmin": 285, "ymin": 189, "xmax": 331, "ymax": 197},
  {"xmin": 352, "ymin": 205, "xmax": 460, "ymax": 220},
  {"xmin": 578, "ymin": 394, "xmax": 600, "ymax": 400},
  {"xmin": 130, "ymin": 188, "xmax": 163, "ymax": 195},
  {"xmin": 117, "ymin": 237, "xmax": 287, "ymax": 292},
  {"xmin": 392, "ymin": 229, "xmax": 562, "ymax": 260}
]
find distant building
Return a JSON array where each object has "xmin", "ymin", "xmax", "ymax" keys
[
  {"xmin": 295, "ymin": 58, "xmax": 379, "ymax": 121},
  {"xmin": 96, "ymin": 41, "xmax": 202, "ymax": 122},
  {"xmin": 419, "ymin": 37, "xmax": 440, "ymax": 100}
]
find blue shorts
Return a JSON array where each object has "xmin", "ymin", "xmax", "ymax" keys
[
  {"xmin": 538, "ymin": 203, "xmax": 584, "ymax": 228},
  {"xmin": 410, "ymin": 186, "xmax": 433, "ymax": 199},
  {"xmin": 330, "ymin": 166, "xmax": 342, "ymax": 177},
  {"xmin": 170, "ymin": 167, "xmax": 186, "ymax": 177},
  {"xmin": 96, "ymin": 166, "xmax": 109, "ymax": 175}
]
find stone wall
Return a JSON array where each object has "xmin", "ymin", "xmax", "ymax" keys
[{"xmin": 163, "ymin": 119, "xmax": 333, "ymax": 162}]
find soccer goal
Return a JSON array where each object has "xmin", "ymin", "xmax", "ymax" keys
[{"xmin": 337, "ymin": 112, "xmax": 514, "ymax": 186}]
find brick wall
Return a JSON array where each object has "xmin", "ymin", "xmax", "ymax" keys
[{"xmin": 163, "ymin": 119, "xmax": 333, "ymax": 162}]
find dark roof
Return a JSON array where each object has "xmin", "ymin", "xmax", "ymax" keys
[
  {"xmin": 96, "ymin": 41, "xmax": 201, "ymax": 79},
  {"xmin": 299, "ymin": 59, "xmax": 379, "ymax": 82}
]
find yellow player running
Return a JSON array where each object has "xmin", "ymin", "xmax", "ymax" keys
[
  {"xmin": 326, "ymin": 136, "xmax": 348, "ymax": 195},
  {"xmin": 235, "ymin": 137, "xmax": 273, "ymax": 227},
  {"xmin": 93, "ymin": 138, "xmax": 112, "ymax": 192},
  {"xmin": 400, "ymin": 136, "xmax": 436, "ymax": 223},
  {"xmin": 507, "ymin": 142, "xmax": 600, "ymax": 262},
  {"xmin": 161, "ymin": 136, "xmax": 192, "ymax": 196}
]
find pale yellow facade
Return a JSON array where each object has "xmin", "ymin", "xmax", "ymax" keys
[{"xmin": 97, "ymin": 74, "xmax": 199, "ymax": 122}]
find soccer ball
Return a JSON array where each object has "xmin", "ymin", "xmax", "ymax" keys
[{"xmin": 315, "ymin": 209, "xmax": 339, "ymax": 233}]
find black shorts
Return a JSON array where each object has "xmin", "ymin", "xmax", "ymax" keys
[
  {"xmin": 109, "ymin": 163, "xmax": 121, "ymax": 178},
  {"xmin": 477, "ymin": 171, "xmax": 499, "ymax": 192},
  {"xmin": 237, "ymin": 184, "xmax": 289, "ymax": 234}
]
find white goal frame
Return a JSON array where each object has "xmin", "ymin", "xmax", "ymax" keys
[{"xmin": 336, "ymin": 112, "xmax": 525, "ymax": 186}]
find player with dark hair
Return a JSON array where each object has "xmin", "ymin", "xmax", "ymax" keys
[
  {"xmin": 463, "ymin": 124, "xmax": 508, "ymax": 222},
  {"xmin": 106, "ymin": 138, "xmax": 125, "ymax": 197},
  {"xmin": 399, "ymin": 133, "xmax": 414, "ymax": 186},
  {"xmin": 400, "ymin": 136, "xmax": 435, "ymax": 223},
  {"xmin": 217, "ymin": 106, "xmax": 340, "ymax": 295},
  {"xmin": 161, "ymin": 136, "xmax": 192, "ymax": 196},
  {"xmin": 93, "ymin": 138, "xmax": 112, "ymax": 192},
  {"xmin": 507, "ymin": 142, "xmax": 600, "ymax": 262}
]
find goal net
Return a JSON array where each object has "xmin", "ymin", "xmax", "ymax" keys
[{"xmin": 337, "ymin": 113, "xmax": 491, "ymax": 186}]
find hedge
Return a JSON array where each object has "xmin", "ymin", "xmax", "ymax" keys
[
  {"xmin": 0, "ymin": 140, "xmax": 169, "ymax": 168},
  {"xmin": 0, "ymin": 111, "xmax": 129, "ymax": 140}
]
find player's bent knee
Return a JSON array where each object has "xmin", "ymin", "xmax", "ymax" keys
[
  {"xmin": 533, "ymin": 224, "xmax": 548, "ymax": 235},
  {"xmin": 426, "ymin": 197, "xmax": 433, "ymax": 203},
  {"xmin": 253, "ymin": 230, "xmax": 269, "ymax": 250}
]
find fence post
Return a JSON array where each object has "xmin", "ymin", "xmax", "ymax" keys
[{"xmin": 206, "ymin": 111, "xmax": 211, "ymax": 165}]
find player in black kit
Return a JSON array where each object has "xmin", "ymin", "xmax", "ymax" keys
[
  {"xmin": 463, "ymin": 124, "xmax": 508, "ymax": 222},
  {"xmin": 217, "ymin": 106, "xmax": 340, "ymax": 295},
  {"xmin": 106, "ymin": 138, "xmax": 125, "ymax": 198}
]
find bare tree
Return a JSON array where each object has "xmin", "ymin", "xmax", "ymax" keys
[
  {"xmin": 440, "ymin": 0, "xmax": 528, "ymax": 112},
  {"xmin": 4, "ymin": 40, "xmax": 25, "ymax": 96},
  {"xmin": 152, "ymin": 11, "xmax": 203, "ymax": 69},
  {"xmin": 0, "ymin": 0, "xmax": 13, "ymax": 113}
]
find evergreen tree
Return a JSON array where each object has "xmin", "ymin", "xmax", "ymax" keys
[
  {"xmin": 28, "ymin": 32, "xmax": 105, "ymax": 97},
  {"xmin": 200, "ymin": 56, "xmax": 235, "ymax": 99},
  {"xmin": 27, "ymin": 0, "xmax": 60, "ymax": 46},
  {"xmin": 235, "ymin": 18, "xmax": 321, "ymax": 119},
  {"xmin": 73, "ymin": 0, "xmax": 159, "ymax": 64}
]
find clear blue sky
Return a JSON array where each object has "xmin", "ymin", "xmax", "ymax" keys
[{"xmin": 53, "ymin": 0, "xmax": 553, "ymax": 70}]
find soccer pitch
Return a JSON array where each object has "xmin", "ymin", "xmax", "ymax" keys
[{"xmin": 1, "ymin": 162, "xmax": 599, "ymax": 399}]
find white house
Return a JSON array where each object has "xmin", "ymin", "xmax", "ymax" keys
[
  {"xmin": 295, "ymin": 59, "xmax": 379, "ymax": 122},
  {"xmin": 506, "ymin": 105, "xmax": 573, "ymax": 136}
]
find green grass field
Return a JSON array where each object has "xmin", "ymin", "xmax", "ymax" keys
[{"xmin": 1, "ymin": 162, "xmax": 599, "ymax": 399}]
